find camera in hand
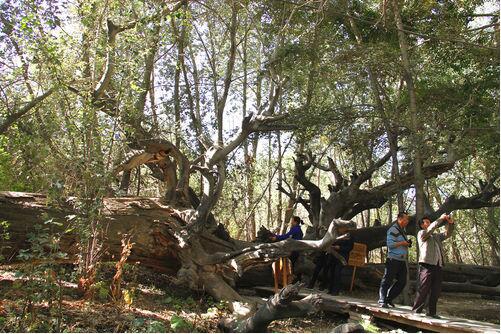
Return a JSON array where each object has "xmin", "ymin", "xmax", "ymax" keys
[
  {"xmin": 407, "ymin": 239, "xmax": 412, "ymax": 248},
  {"xmin": 438, "ymin": 215, "xmax": 450, "ymax": 227}
]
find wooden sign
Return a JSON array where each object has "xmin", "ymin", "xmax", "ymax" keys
[
  {"xmin": 348, "ymin": 242, "xmax": 367, "ymax": 267},
  {"xmin": 348, "ymin": 242, "xmax": 367, "ymax": 292}
]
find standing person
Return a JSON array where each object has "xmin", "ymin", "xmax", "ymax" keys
[
  {"xmin": 272, "ymin": 216, "xmax": 304, "ymax": 280},
  {"xmin": 307, "ymin": 225, "xmax": 353, "ymax": 291},
  {"xmin": 326, "ymin": 225, "xmax": 354, "ymax": 295},
  {"xmin": 307, "ymin": 251, "xmax": 329, "ymax": 290},
  {"xmin": 412, "ymin": 214, "xmax": 455, "ymax": 318},
  {"xmin": 378, "ymin": 211, "xmax": 411, "ymax": 308}
]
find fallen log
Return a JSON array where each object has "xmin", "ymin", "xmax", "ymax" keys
[
  {"xmin": 0, "ymin": 192, "xmax": 187, "ymax": 273},
  {"xmin": 219, "ymin": 282, "xmax": 322, "ymax": 332},
  {"xmin": 415, "ymin": 280, "xmax": 500, "ymax": 296},
  {"xmin": 0, "ymin": 191, "xmax": 352, "ymax": 303},
  {"xmin": 220, "ymin": 282, "xmax": 351, "ymax": 332},
  {"xmin": 357, "ymin": 263, "xmax": 500, "ymax": 286}
]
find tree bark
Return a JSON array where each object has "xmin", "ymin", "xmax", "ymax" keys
[
  {"xmin": 355, "ymin": 263, "xmax": 499, "ymax": 290},
  {"xmin": 219, "ymin": 282, "xmax": 322, "ymax": 333},
  {"xmin": 486, "ymin": 206, "xmax": 500, "ymax": 266},
  {"xmin": 0, "ymin": 191, "xmax": 345, "ymax": 303}
]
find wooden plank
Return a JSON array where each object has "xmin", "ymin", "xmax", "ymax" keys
[{"xmin": 253, "ymin": 286, "xmax": 500, "ymax": 333}]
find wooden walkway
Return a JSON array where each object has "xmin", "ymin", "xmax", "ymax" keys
[{"xmin": 254, "ymin": 286, "xmax": 500, "ymax": 333}]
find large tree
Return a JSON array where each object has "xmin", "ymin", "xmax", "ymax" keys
[{"xmin": 0, "ymin": 0, "xmax": 499, "ymax": 315}]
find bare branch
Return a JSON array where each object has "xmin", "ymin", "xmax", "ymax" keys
[
  {"xmin": 216, "ymin": 1, "xmax": 239, "ymax": 145},
  {"xmin": 276, "ymin": 184, "xmax": 310, "ymax": 212}
]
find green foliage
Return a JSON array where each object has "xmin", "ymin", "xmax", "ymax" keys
[
  {"xmin": 0, "ymin": 220, "xmax": 10, "ymax": 262},
  {"xmin": 360, "ymin": 319, "xmax": 381, "ymax": 333},
  {"xmin": 129, "ymin": 318, "xmax": 169, "ymax": 333},
  {"xmin": 170, "ymin": 314, "xmax": 192, "ymax": 332},
  {"xmin": 13, "ymin": 217, "xmax": 67, "ymax": 331},
  {"xmin": 161, "ymin": 295, "xmax": 197, "ymax": 311},
  {"xmin": 93, "ymin": 281, "xmax": 110, "ymax": 302}
]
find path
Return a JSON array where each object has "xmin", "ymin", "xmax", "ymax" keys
[{"xmin": 254, "ymin": 286, "xmax": 500, "ymax": 333}]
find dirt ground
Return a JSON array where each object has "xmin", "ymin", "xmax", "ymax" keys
[{"xmin": 0, "ymin": 264, "xmax": 499, "ymax": 332}]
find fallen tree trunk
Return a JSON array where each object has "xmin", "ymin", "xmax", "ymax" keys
[
  {"xmin": 219, "ymin": 282, "xmax": 322, "ymax": 332},
  {"xmin": 416, "ymin": 280, "xmax": 499, "ymax": 296},
  {"xmin": 0, "ymin": 191, "xmax": 345, "ymax": 305},
  {"xmin": 3, "ymin": 192, "xmax": 499, "ymax": 301},
  {"xmin": 0, "ymin": 192, "xmax": 186, "ymax": 273},
  {"xmin": 358, "ymin": 263, "xmax": 500, "ymax": 287}
]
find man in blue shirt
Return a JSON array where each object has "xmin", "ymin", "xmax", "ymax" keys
[{"xmin": 378, "ymin": 211, "xmax": 411, "ymax": 308}]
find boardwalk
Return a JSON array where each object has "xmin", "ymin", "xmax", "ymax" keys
[{"xmin": 254, "ymin": 286, "xmax": 500, "ymax": 333}]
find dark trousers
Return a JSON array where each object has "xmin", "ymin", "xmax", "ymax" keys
[
  {"xmin": 378, "ymin": 258, "xmax": 407, "ymax": 304},
  {"xmin": 412, "ymin": 263, "xmax": 443, "ymax": 315},
  {"xmin": 290, "ymin": 251, "xmax": 301, "ymax": 282},
  {"xmin": 327, "ymin": 257, "xmax": 344, "ymax": 294},
  {"xmin": 290, "ymin": 251, "xmax": 300, "ymax": 266},
  {"xmin": 308, "ymin": 253, "xmax": 329, "ymax": 288}
]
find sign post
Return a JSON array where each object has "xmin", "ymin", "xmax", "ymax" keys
[{"xmin": 348, "ymin": 242, "xmax": 367, "ymax": 292}]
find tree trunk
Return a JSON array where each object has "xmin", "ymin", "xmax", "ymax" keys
[
  {"xmin": 172, "ymin": 17, "xmax": 183, "ymax": 148},
  {"xmin": 486, "ymin": 206, "xmax": 500, "ymax": 266},
  {"xmin": 276, "ymin": 130, "xmax": 283, "ymax": 230}
]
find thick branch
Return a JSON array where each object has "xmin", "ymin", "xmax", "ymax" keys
[
  {"xmin": 372, "ymin": 160, "xmax": 456, "ymax": 198},
  {"xmin": 276, "ymin": 184, "xmax": 310, "ymax": 212},
  {"xmin": 191, "ymin": 163, "xmax": 225, "ymax": 229},
  {"xmin": 114, "ymin": 139, "xmax": 190, "ymax": 199},
  {"xmin": 206, "ymin": 113, "xmax": 291, "ymax": 166},
  {"xmin": 312, "ymin": 156, "xmax": 347, "ymax": 190},
  {"xmin": 206, "ymin": 219, "xmax": 354, "ymax": 273},
  {"xmin": 350, "ymin": 186, "xmax": 499, "ymax": 251},
  {"xmin": 294, "ymin": 152, "xmax": 321, "ymax": 221},
  {"xmin": 430, "ymin": 187, "xmax": 499, "ymax": 221},
  {"xmin": 133, "ymin": 24, "xmax": 161, "ymax": 126},
  {"xmin": 93, "ymin": 1, "xmax": 184, "ymax": 101},
  {"xmin": 327, "ymin": 157, "xmax": 347, "ymax": 188},
  {"xmin": 0, "ymin": 88, "xmax": 54, "ymax": 134},
  {"xmin": 352, "ymin": 150, "xmax": 393, "ymax": 187},
  {"xmin": 92, "ymin": 20, "xmax": 124, "ymax": 100},
  {"xmin": 342, "ymin": 160, "xmax": 458, "ymax": 218}
]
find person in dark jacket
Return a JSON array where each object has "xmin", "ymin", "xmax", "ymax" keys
[
  {"xmin": 326, "ymin": 226, "xmax": 354, "ymax": 295},
  {"xmin": 307, "ymin": 225, "xmax": 353, "ymax": 294}
]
